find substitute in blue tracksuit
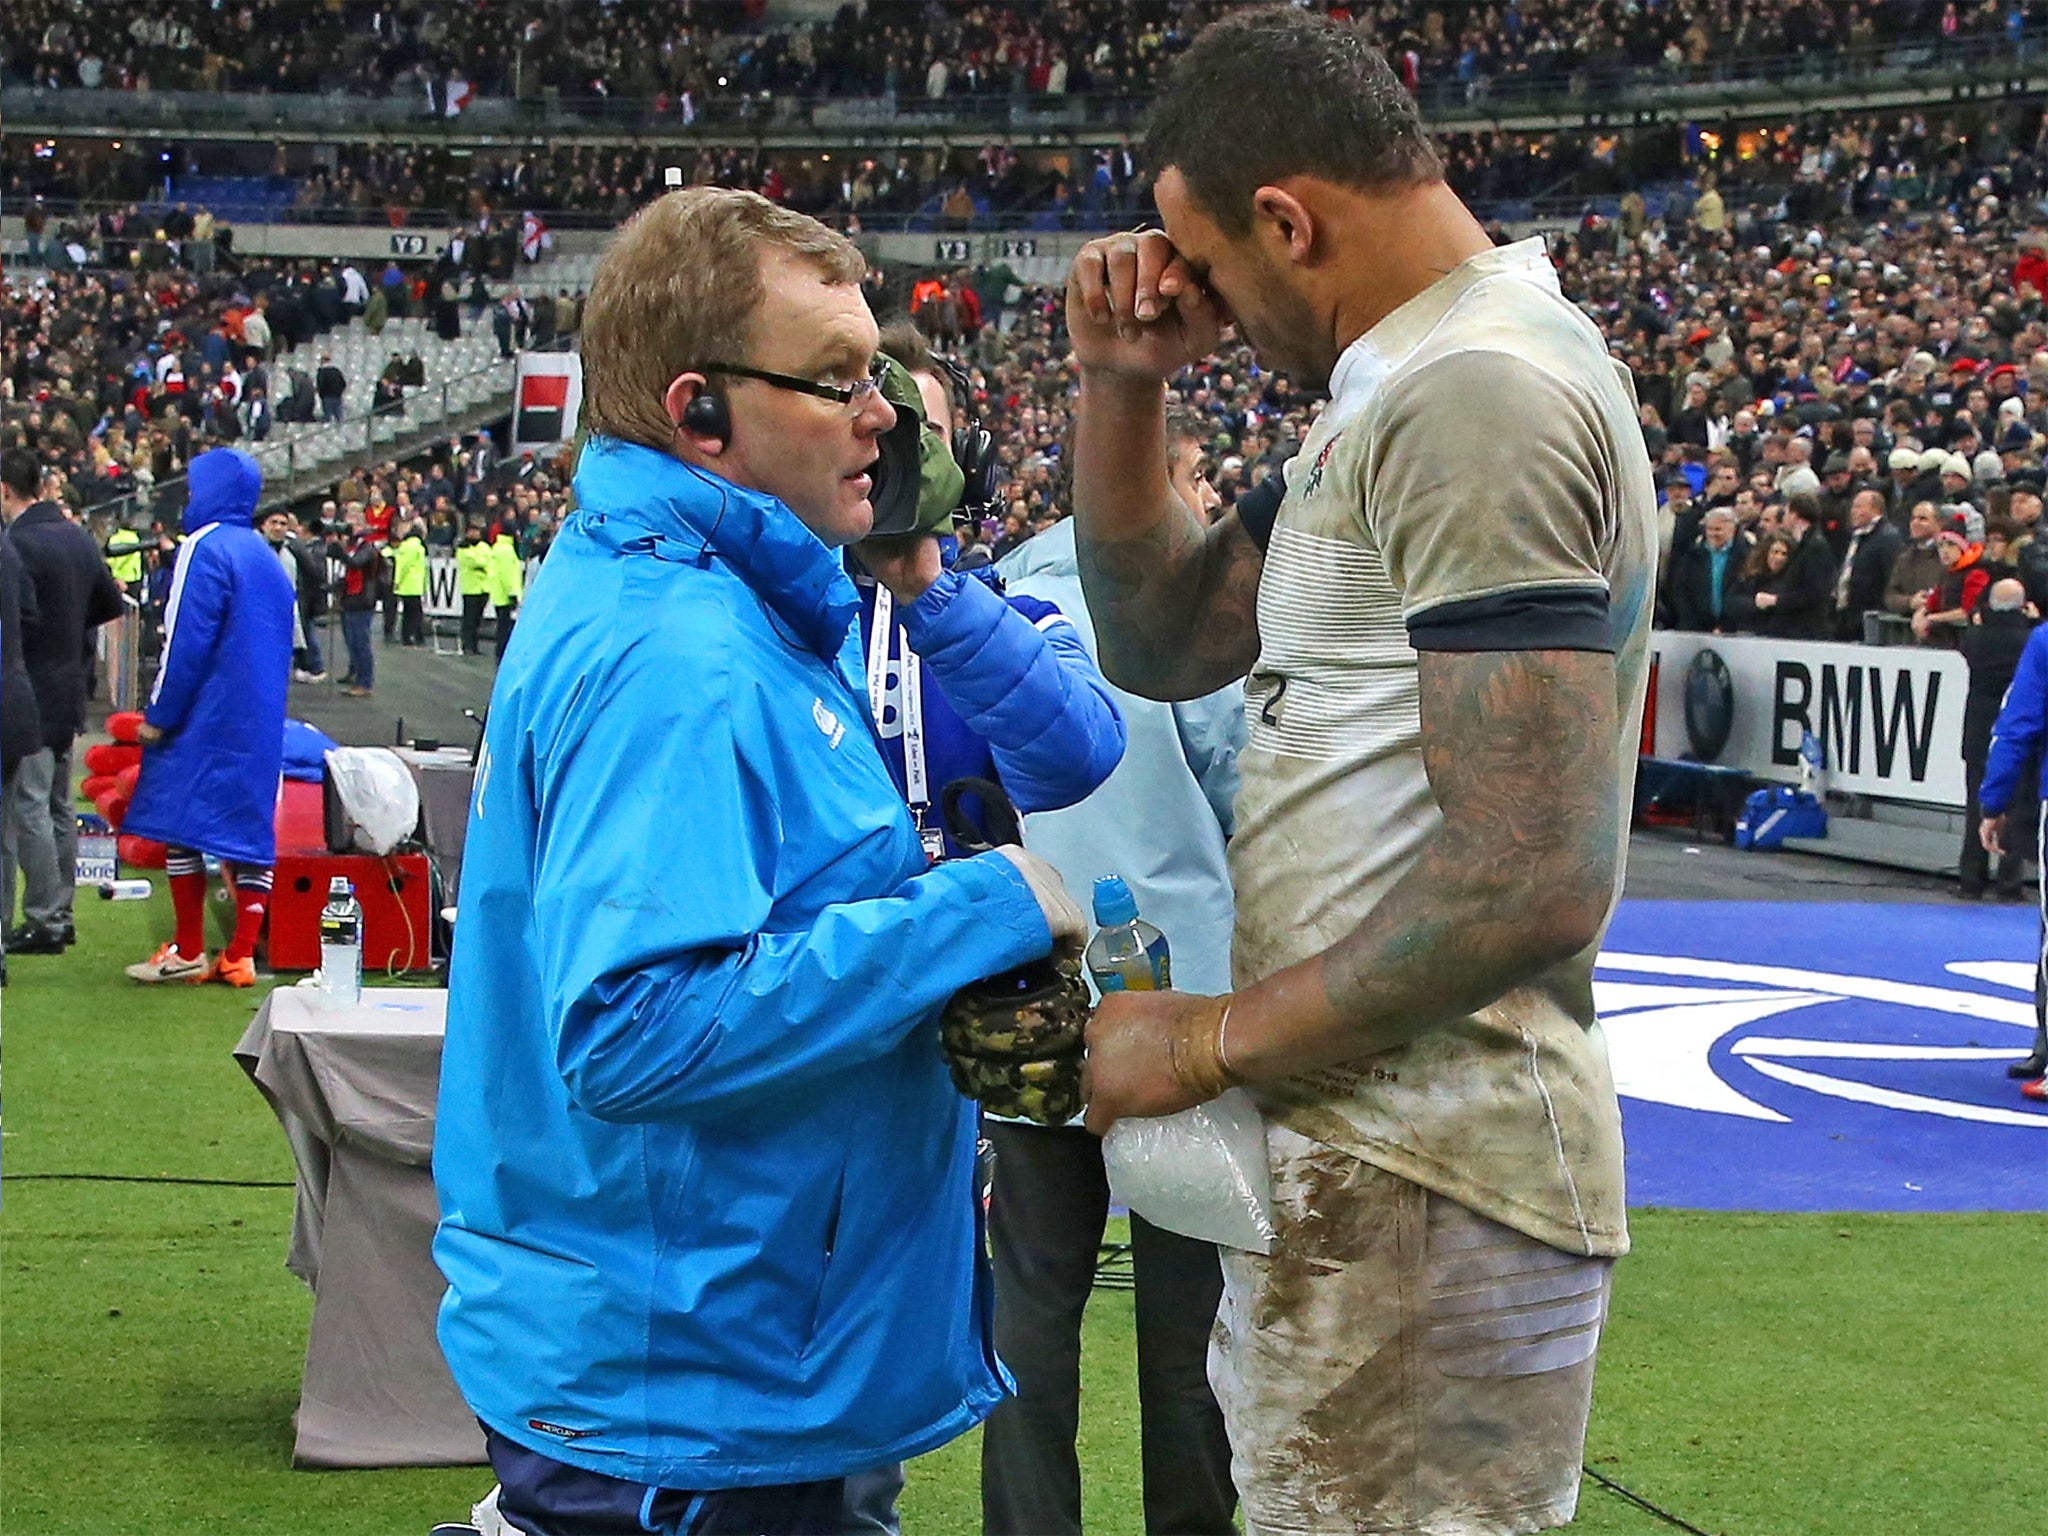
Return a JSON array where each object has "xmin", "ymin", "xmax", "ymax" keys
[
  {"xmin": 433, "ymin": 190, "xmax": 1091, "ymax": 1536},
  {"xmin": 122, "ymin": 448, "xmax": 293, "ymax": 987},
  {"xmin": 1978, "ymin": 620, "xmax": 2048, "ymax": 1089}
]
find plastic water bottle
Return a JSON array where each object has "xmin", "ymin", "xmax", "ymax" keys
[
  {"xmin": 1797, "ymin": 728, "xmax": 1826, "ymax": 798},
  {"xmin": 318, "ymin": 876, "xmax": 363, "ymax": 1009},
  {"xmin": 98, "ymin": 878, "xmax": 154, "ymax": 901},
  {"xmin": 1085, "ymin": 876, "xmax": 1171, "ymax": 993}
]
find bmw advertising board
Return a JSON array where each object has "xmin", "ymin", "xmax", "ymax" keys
[{"xmin": 1650, "ymin": 633, "xmax": 1967, "ymax": 807}]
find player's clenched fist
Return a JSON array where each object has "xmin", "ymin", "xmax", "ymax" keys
[{"xmin": 1066, "ymin": 229, "xmax": 1230, "ymax": 382}]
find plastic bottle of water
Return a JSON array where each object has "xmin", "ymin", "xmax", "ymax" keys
[
  {"xmin": 1085, "ymin": 875, "xmax": 1171, "ymax": 994},
  {"xmin": 318, "ymin": 876, "xmax": 363, "ymax": 1009}
]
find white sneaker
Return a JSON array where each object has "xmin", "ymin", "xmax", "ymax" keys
[
  {"xmin": 470, "ymin": 1486, "xmax": 515, "ymax": 1536},
  {"xmin": 293, "ymin": 669, "xmax": 329, "ymax": 684},
  {"xmin": 126, "ymin": 943, "xmax": 210, "ymax": 983}
]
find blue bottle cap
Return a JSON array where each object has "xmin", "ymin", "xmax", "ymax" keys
[{"xmin": 1092, "ymin": 875, "xmax": 1138, "ymax": 928}]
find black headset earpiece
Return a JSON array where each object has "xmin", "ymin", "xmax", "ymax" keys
[
  {"xmin": 930, "ymin": 353, "xmax": 1000, "ymax": 520},
  {"xmin": 681, "ymin": 385, "xmax": 731, "ymax": 447},
  {"xmin": 954, "ymin": 424, "xmax": 999, "ymax": 518}
]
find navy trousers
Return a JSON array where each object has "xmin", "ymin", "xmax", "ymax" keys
[{"xmin": 488, "ymin": 1429, "xmax": 847, "ymax": 1536}]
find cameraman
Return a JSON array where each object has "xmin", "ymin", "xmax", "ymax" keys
[
  {"xmin": 326, "ymin": 507, "xmax": 381, "ymax": 697},
  {"xmin": 854, "ymin": 324, "xmax": 1124, "ymax": 861},
  {"xmin": 833, "ymin": 332, "xmax": 1128, "ymax": 1535},
  {"xmin": 433, "ymin": 188, "xmax": 1085, "ymax": 1536}
]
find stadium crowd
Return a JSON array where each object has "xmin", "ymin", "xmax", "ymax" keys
[
  {"xmin": 6, "ymin": 0, "xmax": 2043, "ymax": 107},
  {"xmin": 0, "ymin": 255, "xmax": 571, "ymax": 525},
  {"xmin": 902, "ymin": 153, "xmax": 2048, "ymax": 656},
  {"xmin": 7, "ymin": 103, "xmax": 2031, "ymax": 254},
  {"xmin": 11, "ymin": 72, "xmax": 2048, "ymax": 661}
]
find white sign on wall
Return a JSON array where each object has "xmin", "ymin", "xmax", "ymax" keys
[
  {"xmin": 1650, "ymin": 633, "xmax": 1969, "ymax": 808},
  {"xmin": 425, "ymin": 553, "xmax": 462, "ymax": 619},
  {"xmin": 421, "ymin": 553, "xmax": 541, "ymax": 619}
]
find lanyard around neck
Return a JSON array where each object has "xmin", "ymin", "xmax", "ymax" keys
[{"xmin": 865, "ymin": 587, "xmax": 928, "ymax": 810}]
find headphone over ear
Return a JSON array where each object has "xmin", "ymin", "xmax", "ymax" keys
[
  {"xmin": 681, "ymin": 384, "xmax": 730, "ymax": 447},
  {"xmin": 928, "ymin": 353, "xmax": 1000, "ymax": 521},
  {"xmin": 952, "ymin": 424, "xmax": 999, "ymax": 520}
]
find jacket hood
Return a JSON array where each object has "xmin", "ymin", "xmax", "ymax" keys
[
  {"xmin": 571, "ymin": 436, "xmax": 859, "ymax": 659},
  {"xmin": 994, "ymin": 516, "xmax": 1078, "ymax": 583},
  {"xmin": 185, "ymin": 448, "xmax": 262, "ymax": 531}
]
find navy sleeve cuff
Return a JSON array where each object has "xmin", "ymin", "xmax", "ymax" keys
[
  {"xmin": 1232, "ymin": 469, "xmax": 1286, "ymax": 554},
  {"xmin": 1406, "ymin": 586, "xmax": 1614, "ymax": 653}
]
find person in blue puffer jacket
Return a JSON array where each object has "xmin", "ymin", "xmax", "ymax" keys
[
  {"xmin": 432, "ymin": 190, "xmax": 1095, "ymax": 1536},
  {"xmin": 121, "ymin": 447, "xmax": 293, "ymax": 988},
  {"xmin": 831, "ymin": 335, "xmax": 1126, "ymax": 1536}
]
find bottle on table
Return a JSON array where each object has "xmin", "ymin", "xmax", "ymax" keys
[
  {"xmin": 1085, "ymin": 875, "xmax": 1170, "ymax": 994},
  {"xmin": 318, "ymin": 876, "xmax": 363, "ymax": 1009}
]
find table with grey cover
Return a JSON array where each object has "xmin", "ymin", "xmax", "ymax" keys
[{"xmin": 234, "ymin": 985, "xmax": 486, "ymax": 1469}]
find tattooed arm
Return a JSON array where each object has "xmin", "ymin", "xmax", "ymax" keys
[
  {"xmin": 1071, "ymin": 371, "xmax": 1264, "ymax": 701},
  {"xmin": 1233, "ymin": 646, "xmax": 1620, "ymax": 1073},
  {"xmin": 1082, "ymin": 647, "xmax": 1621, "ymax": 1129},
  {"xmin": 1064, "ymin": 229, "xmax": 1262, "ymax": 701}
]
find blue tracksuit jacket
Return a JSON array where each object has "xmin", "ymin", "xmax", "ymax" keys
[
  {"xmin": 122, "ymin": 449, "xmax": 294, "ymax": 865},
  {"xmin": 433, "ymin": 437, "xmax": 1055, "ymax": 1490}
]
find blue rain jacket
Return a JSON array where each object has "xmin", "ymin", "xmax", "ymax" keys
[
  {"xmin": 281, "ymin": 718, "xmax": 338, "ymax": 783},
  {"xmin": 433, "ymin": 437, "xmax": 1054, "ymax": 1491},
  {"xmin": 1981, "ymin": 623, "xmax": 2048, "ymax": 816},
  {"xmin": 123, "ymin": 449, "xmax": 294, "ymax": 865},
  {"xmin": 854, "ymin": 556, "xmax": 1125, "ymax": 856}
]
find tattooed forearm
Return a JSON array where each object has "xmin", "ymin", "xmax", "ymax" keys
[
  {"xmin": 1078, "ymin": 513, "xmax": 1264, "ymax": 701},
  {"xmin": 1228, "ymin": 648, "xmax": 1623, "ymax": 1081},
  {"xmin": 1070, "ymin": 370, "xmax": 1262, "ymax": 700}
]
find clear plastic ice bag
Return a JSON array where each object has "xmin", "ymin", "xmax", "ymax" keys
[{"xmin": 1101, "ymin": 1087, "xmax": 1276, "ymax": 1254}]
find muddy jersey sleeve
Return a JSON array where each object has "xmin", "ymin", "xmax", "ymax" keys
[{"xmin": 1363, "ymin": 348, "xmax": 1616, "ymax": 654}]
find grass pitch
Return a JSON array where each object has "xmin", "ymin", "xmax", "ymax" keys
[{"xmin": 3, "ymin": 885, "xmax": 2041, "ymax": 1534}]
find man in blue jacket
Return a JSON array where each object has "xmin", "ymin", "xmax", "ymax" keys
[
  {"xmin": 433, "ymin": 188, "xmax": 1087, "ymax": 1536},
  {"xmin": 1977, "ymin": 611, "xmax": 2048, "ymax": 1096},
  {"xmin": 122, "ymin": 448, "xmax": 294, "ymax": 987}
]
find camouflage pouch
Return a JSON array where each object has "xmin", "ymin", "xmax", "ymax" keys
[{"xmin": 941, "ymin": 953, "xmax": 1091, "ymax": 1125}]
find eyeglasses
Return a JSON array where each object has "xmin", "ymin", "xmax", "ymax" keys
[{"xmin": 700, "ymin": 360, "xmax": 886, "ymax": 407}]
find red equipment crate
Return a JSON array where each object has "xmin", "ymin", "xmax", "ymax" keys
[{"xmin": 267, "ymin": 852, "xmax": 432, "ymax": 973}]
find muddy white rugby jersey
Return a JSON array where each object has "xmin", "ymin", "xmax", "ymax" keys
[{"xmin": 1231, "ymin": 237, "xmax": 1656, "ymax": 1258}]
